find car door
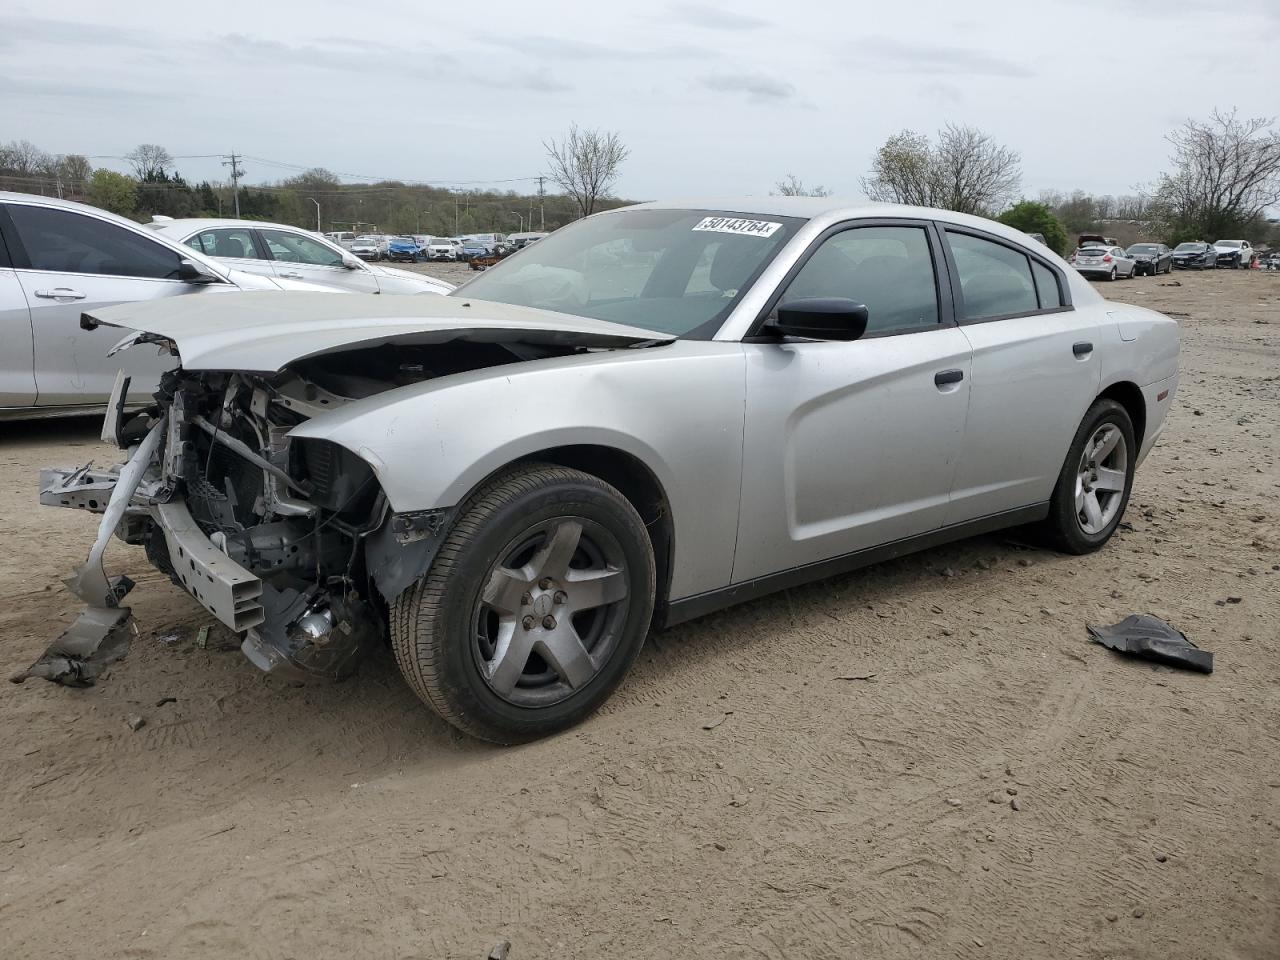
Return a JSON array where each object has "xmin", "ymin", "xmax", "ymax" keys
[
  {"xmin": 940, "ymin": 227, "xmax": 1102, "ymax": 525},
  {"xmin": 0, "ymin": 219, "xmax": 36, "ymax": 407},
  {"xmin": 732, "ymin": 220, "xmax": 973, "ymax": 582},
  {"xmin": 1, "ymin": 200, "xmax": 222, "ymax": 407},
  {"xmin": 258, "ymin": 228, "xmax": 380, "ymax": 293},
  {"xmin": 184, "ymin": 226, "xmax": 271, "ymax": 281}
]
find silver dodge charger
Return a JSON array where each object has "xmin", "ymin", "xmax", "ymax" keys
[{"xmin": 27, "ymin": 199, "xmax": 1180, "ymax": 743}]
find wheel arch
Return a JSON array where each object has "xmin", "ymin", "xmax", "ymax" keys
[
  {"xmin": 454, "ymin": 444, "xmax": 676, "ymax": 624},
  {"xmin": 1097, "ymin": 380, "xmax": 1146, "ymax": 450}
]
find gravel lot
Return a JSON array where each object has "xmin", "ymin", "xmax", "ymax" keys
[{"xmin": 2, "ymin": 268, "xmax": 1277, "ymax": 959}]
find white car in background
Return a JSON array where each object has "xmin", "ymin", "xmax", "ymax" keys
[
  {"xmin": 147, "ymin": 220, "xmax": 452, "ymax": 296},
  {"xmin": 427, "ymin": 238, "xmax": 461, "ymax": 261},
  {"xmin": 0, "ymin": 193, "xmax": 338, "ymax": 419},
  {"xmin": 1212, "ymin": 240, "xmax": 1253, "ymax": 269},
  {"xmin": 1070, "ymin": 244, "xmax": 1136, "ymax": 281}
]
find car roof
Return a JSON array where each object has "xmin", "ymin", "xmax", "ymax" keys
[
  {"xmin": 147, "ymin": 217, "xmax": 316, "ymax": 236},
  {"xmin": 621, "ymin": 197, "xmax": 1051, "ymax": 247}
]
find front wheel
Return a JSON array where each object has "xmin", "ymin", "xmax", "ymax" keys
[
  {"xmin": 1039, "ymin": 399, "xmax": 1136, "ymax": 554},
  {"xmin": 391, "ymin": 464, "xmax": 656, "ymax": 743}
]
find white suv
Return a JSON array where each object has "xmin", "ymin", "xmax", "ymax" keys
[{"xmin": 1213, "ymin": 240, "xmax": 1253, "ymax": 269}]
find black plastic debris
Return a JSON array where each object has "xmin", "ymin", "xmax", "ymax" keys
[{"xmin": 1087, "ymin": 614, "xmax": 1212, "ymax": 673}]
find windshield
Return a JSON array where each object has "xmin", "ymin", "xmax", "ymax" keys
[
  {"xmin": 1127, "ymin": 244, "xmax": 1159, "ymax": 254},
  {"xmin": 457, "ymin": 208, "xmax": 802, "ymax": 336},
  {"xmin": 1175, "ymin": 243, "xmax": 1204, "ymax": 252},
  {"xmin": 1215, "ymin": 240, "xmax": 1241, "ymax": 248}
]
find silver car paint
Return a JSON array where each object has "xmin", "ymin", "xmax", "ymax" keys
[
  {"xmin": 291, "ymin": 342, "xmax": 748, "ymax": 598},
  {"xmin": 69, "ymin": 199, "xmax": 1180, "ymax": 610},
  {"xmin": 0, "ymin": 193, "xmax": 339, "ymax": 414},
  {"xmin": 733, "ymin": 328, "xmax": 973, "ymax": 581}
]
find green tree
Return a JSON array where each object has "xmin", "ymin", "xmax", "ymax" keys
[
  {"xmin": 87, "ymin": 169, "xmax": 137, "ymax": 216},
  {"xmin": 997, "ymin": 200, "xmax": 1068, "ymax": 255}
]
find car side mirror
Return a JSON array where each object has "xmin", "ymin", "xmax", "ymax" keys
[
  {"xmin": 767, "ymin": 298, "xmax": 869, "ymax": 341},
  {"xmin": 178, "ymin": 258, "xmax": 220, "ymax": 284},
  {"xmin": 341, "ymin": 256, "xmax": 362, "ymax": 270}
]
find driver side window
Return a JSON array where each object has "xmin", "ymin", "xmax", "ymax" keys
[
  {"xmin": 779, "ymin": 225, "xmax": 941, "ymax": 335},
  {"xmin": 260, "ymin": 229, "xmax": 344, "ymax": 267}
]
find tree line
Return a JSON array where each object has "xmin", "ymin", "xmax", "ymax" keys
[
  {"xmin": 4, "ymin": 110, "xmax": 1278, "ymax": 252},
  {"xmin": 783, "ymin": 110, "xmax": 1280, "ymax": 253},
  {"xmin": 0, "ymin": 138, "xmax": 624, "ymax": 237}
]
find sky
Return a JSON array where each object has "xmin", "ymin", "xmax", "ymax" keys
[{"xmin": 2, "ymin": 0, "xmax": 1278, "ymax": 202}]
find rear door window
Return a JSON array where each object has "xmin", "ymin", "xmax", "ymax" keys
[
  {"xmin": 188, "ymin": 228, "xmax": 261, "ymax": 260},
  {"xmin": 1031, "ymin": 260, "xmax": 1063, "ymax": 308},
  {"xmin": 8, "ymin": 203, "xmax": 183, "ymax": 279},
  {"xmin": 946, "ymin": 231, "xmax": 1038, "ymax": 321}
]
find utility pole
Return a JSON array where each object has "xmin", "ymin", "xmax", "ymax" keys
[
  {"xmin": 453, "ymin": 192, "xmax": 459, "ymax": 235},
  {"xmin": 222, "ymin": 152, "xmax": 244, "ymax": 218},
  {"xmin": 538, "ymin": 175, "xmax": 545, "ymax": 230},
  {"xmin": 308, "ymin": 197, "xmax": 320, "ymax": 232}
]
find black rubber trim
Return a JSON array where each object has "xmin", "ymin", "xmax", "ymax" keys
[{"xmin": 660, "ymin": 502, "xmax": 1050, "ymax": 627}]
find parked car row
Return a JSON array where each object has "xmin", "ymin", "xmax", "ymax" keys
[{"xmin": 1069, "ymin": 233, "xmax": 1263, "ymax": 280}]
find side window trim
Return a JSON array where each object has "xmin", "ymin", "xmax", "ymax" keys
[
  {"xmin": 936, "ymin": 223, "xmax": 1074, "ymax": 326},
  {"xmin": 745, "ymin": 217, "xmax": 957, "ymax": 341},
  {"xmin": 0, "ymin": 203, "xmax": 30, "ymax": 269},
  {"xmin": 2, "ymin": 202, "xmax": 186, "ymax": 281}
]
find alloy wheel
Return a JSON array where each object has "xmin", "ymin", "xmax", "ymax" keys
[
  {"xmin": 472, "ymin": 517, "xmax": 629, "ymax": 707},
  {"xmin": 1074, "ymin": 423, "xmax": 1129, "ymax": 535}
]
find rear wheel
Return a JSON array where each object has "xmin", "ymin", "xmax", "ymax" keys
[
  {"xmin": 391, "ymin": 464, "xmax": 656, "ymax": 743},
  {"xmin": 1040, "ymin": 399, "xmax": 1135, "ymax": 554},
  {"xmin": 1107, "ymin": 266, "xmax": 1117, "ymax": 281}
]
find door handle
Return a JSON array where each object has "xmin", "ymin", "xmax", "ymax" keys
[
  {"xmin": 934, "ymin": 369, "xmax": 964, "ymax": 387},
  {"xmin": 278, "ymin": 272, "xmax": 303, "ymax": 280},
  {"xmin": 1073, "ymin": 341, "xmax": 1094, "ymax": 357},
  {"xmin": 34, "ymin": 287, "xmax": 86, "ymax": 301}
]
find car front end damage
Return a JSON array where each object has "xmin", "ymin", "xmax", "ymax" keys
[
  {"xmin": 15, "ymin": 293, "xmax": 672, "ymax": 689},
  {"xmin": 21, "ymin": 363, "xmax": 447, "ymax": 686}
]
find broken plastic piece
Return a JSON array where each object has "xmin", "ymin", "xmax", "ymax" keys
[
  {"xmin": 11, "ymin": 601, "xmax": 135, "ymax": 686},
  {"xmin": 1087, "ymin": 614, "xmax": 1212, "ymax": 673}
]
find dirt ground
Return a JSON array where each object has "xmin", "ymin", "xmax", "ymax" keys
[{"xmin": 2, "ymin": 267, "xmax": 1278, "ymax": 959}]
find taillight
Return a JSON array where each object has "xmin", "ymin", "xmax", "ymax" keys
[{"xmin": 1102, "ymin": 254, "xmax": 1112, "ymax": 263}]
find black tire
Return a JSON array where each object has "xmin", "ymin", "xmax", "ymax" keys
[
  {"xmin": 1039, "ymin": 399, "xmax": 1136, "ymax": 555},
  {"xmin": 1107, "ymin": 266, "xmax": 1116, "ymax": 281},
  {"xmin": 391, "ymin": 463, "xmax": 656, "ymax": 743}
]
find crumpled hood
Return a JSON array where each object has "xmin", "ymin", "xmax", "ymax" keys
[{"xmin": 84, "ymin": 291, "xmax": 672, "ymax": 373}]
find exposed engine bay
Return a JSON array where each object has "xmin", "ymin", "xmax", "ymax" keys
[{"xmin": 19, "ymin": 337, "xmax": 580, "ymax": 686}]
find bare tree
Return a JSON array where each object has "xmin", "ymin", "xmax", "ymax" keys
[
  {"xmin": 773, "ymin": 174, "xmax": 831, "ymax": 197},
  {"xmin": 1156, "ymin": 109, "xmax": 1280, "ymax": 240},
  {"xmin": 58, "ymin": 154, "xmax": 93, "ymax": 185},
  {"xmin": 862, "ymin": 124, "xmax": 1021, "ymax": 216},
  {"xmin": 543, "ymin": 124, "xmax": 629, "ymax": 218},
  {"xmin": 126, "ymin": 143, "xmax": 173, "ymax": 180},
  {"xmin": 0, "ymin": 139, "xmax": 52, "ymax": 176}
]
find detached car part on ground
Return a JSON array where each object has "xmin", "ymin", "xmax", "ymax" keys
[{"xmin": 27, "ymin": 201, "xmax": 1179, "ymax": 743}]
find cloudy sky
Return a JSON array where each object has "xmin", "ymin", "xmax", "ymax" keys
[{"xmin": 2, "ymin": 0, "xmax": 1277, "ymax": 201}]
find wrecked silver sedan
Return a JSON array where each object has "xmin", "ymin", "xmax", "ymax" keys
[{"xmin": 26, "ymin": 201, "xmax": 1179, "ymax": 742}]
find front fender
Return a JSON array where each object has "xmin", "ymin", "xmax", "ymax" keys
[{"xmin": 290, "ymin": 342, "xmax": 747, "ymax": 598}]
